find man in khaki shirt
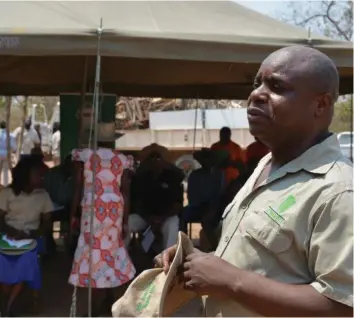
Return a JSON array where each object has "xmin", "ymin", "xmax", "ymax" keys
[{"xmin": 155, "ymin": 45, "xmax": 353, "ymax": 317}]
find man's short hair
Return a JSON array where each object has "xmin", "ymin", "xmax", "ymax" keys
[
  {"xmin": 220, "ymin": 126, "xmax": 231, "ymax": 134},
  {"xmin": 0, "ymin": 121, "xmax": 6, "ymax": 129}
]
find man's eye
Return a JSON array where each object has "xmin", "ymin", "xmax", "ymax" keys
[
  {"xmin": 272, "ymin": 83, "xmax": 283, "ymax": 90},
  {"xmin": 253, "ymin": 82, "xmax": 261, "ymax": 89}
]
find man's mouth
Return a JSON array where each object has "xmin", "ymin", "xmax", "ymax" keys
[{"xmin": 247, "ymin": 106, "xmax": 268, "ymax": 118}]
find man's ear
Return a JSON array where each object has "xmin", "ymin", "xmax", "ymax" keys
[{"xmin": 314, "ymin": 93, "xmax": 332, "ymax": 118}]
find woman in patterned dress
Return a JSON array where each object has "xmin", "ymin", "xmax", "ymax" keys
[{"xmin": 68, "ymin": 145, "xmax": 136, "ymax": 316}]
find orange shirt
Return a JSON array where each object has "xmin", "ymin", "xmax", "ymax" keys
[
  {"xmin": 211, "ymin": 141, "xmax": 246, "ymax": 184},
  {"xmin": 246, "ymin": 141, "xmax": 269, "ymax": 163}
]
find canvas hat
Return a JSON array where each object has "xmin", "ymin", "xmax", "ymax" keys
[
  {"xmin": 112, "ymin": 232, "xmax": 204, "ymax": 317},
  {"xmin": 139, "ymin": 143, "xmax": 171, "ymax": 163}
]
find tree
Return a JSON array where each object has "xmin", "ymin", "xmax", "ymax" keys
[
  {"xmin": 283, "ymin": 1, "xmax": 353, "ymax": 41},
  {"xmin": 281, "ymin": 1, "xmax": 353, "ymax": 134},
  {"xmin": 330, "ymin": 98, "xmax": 353, "ymax": 133}
]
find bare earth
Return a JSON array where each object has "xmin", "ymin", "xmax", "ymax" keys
[{"xmin": 36, "ymin": 225, "xmax": 201, "ymax": 317}]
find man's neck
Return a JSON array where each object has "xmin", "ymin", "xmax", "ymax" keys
[{"xmin": 270, "ymin": 130, "xmax": 331, "ymax": 168}]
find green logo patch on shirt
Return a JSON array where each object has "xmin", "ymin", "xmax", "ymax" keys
[
  {"xmin": 278, "ymin": 195, "xmax": 296, "ymax": 214},
  {"xmin": 264, "ymin": 195, "xmax": 296, "ymax": 224},
  {"xmin": 265, "ymin": 206, "xmax": 284, "ymax": 224}
]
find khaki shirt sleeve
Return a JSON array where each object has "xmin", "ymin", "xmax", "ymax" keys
[{"xmin": 309, "ymin": 190, "xmax": 353, "ymax": 307}]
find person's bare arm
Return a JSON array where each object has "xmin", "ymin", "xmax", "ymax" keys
[
  {"xmin": 0, "ymin": 211, "xmax": 21, "ymax": 237},
  {"xmin": 28, "ymin": 213, "xmax": 52, "ymax": 239},
  {"xmin": 184, "ymin": 191, "xmax": 353, "ymax": 317},
  {"xmin": 120, "ymin": 169, "xmax": 131, "ymax": 234},
  {"xmin": 70, "ymin": 162, "xmax": 84, "ymax": 224},
  {"xmin": 228, "ymin": 269, "xmax": 352, "ymax": 317}
]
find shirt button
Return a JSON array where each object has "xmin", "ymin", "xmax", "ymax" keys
[{"xmin": 224, "ymin": 236, "xmax": 230, "ymax": 242}]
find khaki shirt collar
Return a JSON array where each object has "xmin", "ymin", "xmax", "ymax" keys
[{"xmin": 260, "ymin": 134, "xmax": 341, "ymax": 183}]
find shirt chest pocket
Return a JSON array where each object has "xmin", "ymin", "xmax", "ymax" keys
[
  {"xmin": 221, "ymin": 209, "xmax": 295, "ymax": 276},
  {"xmin": 242, "ymin": 210, "xmax": 293, "ymax": 254}
]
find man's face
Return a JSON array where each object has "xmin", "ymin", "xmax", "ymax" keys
[
  {"xmin": 146, "ymin": 153, "xmax": 163, "ymax": 172},
  {"xmin": 247, "ymin": 51, "xmax": 320, "ymax": 149},
  {"xmin": 220, "ymin": 130, "xmax": 231, "ymax": 143}
]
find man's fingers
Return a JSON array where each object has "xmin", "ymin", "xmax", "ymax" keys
[
  {"xmin": 162, "ymin": 251, "xmax": 170, "ymax": 273},
  {"xmin": 185, "ymin": 253, "xmax": 198, "ymax": 262},
  {"xmin": 183, "ymin": 278, "xmax": 194, "ymax": 290}
]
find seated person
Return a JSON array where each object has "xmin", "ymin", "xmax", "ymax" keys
[
  {"xmin": 0, "ymin": 157, "xmax": 52, "ymax": 316},
  {"xmin": 43, "ymin": 155, "xmax": 78, "ymax": 253},
  {"xmin": 182, "ymin": 148, "xmax": 225, "ymax": 249},
  {"xmin": 126, "ymin": 149, "xmax": 184, "ymax": 251}
]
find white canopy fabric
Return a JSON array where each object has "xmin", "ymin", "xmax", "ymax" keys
[{"xmin": 0, "ymin": 1, "xmax": 352, "ymax": 97}]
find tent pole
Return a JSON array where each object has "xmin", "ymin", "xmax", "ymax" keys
[
  {"xmin": 17, "ymin": 96, "xmax": 28, "ymax": 162},
  {"xmin": 350, "ymin": 94, "xmax": 353, "ymax": 162},
  {"xmin": 5, "ymin": 97, "xmax": 12, "ymax": 186},
  {"xmin": 78, "ymin": 56, "xmax": 89, "ymax": 147},
  {"xmin": 88, "ymin": 18, "xmax": 103, "ymax": 318}
]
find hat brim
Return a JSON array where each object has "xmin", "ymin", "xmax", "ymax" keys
[{"xmin": 139, "ymin": 143, "xmax": 170, "ymax": 162}]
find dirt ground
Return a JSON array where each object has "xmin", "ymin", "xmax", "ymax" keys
[{"xmin": 34, "ymin": 225, "xmax": 202, "ymax": 317}]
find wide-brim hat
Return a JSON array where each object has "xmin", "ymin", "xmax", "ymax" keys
[
  {"xmin": 193, "ymin": 148, "xmax": 229, "ymax": 167},
  {"xmin": 112, "ymin": 232, "xmax": 204, "ymax": 317},
  {"xmin": 139, "ymin": 143, "xmax": 171, "ymax": 162},
  {"xmin": 193, "ymin": 148, "xmax": 213, "ymax": 163}
]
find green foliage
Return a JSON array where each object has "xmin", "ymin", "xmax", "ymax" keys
[
  {"xmin": 283, "ymin": 1, "xmax": 353, "ymax": 41},
  {"xmin": 330, "ymin": 99, "xmax": 353, "ymax": 133}
]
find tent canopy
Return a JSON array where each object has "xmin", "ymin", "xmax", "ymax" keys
[{"xmin": 0, "ymin": 1, "xmax": 352, "ymax": 98}]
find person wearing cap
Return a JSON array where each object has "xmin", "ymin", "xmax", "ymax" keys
[
  {"xmin": 155, "ymin": 46, "xmax": 353, "ymax": 316},
  {"xmin": 127, "ymin": 144, "xmax": 184, "ymax": 251},
  {"xmin": 182, "ymin": 148, "xmax": 224, "ymax": 250}
]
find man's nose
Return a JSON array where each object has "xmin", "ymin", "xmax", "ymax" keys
[{"xmin": 247, "ymin": 84, "xmax": 269, "ymax": 106}]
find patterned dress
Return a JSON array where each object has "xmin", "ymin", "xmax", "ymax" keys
[{"xmin": 68, "ymin": 148, "xmax": 136, "ymax": 288}]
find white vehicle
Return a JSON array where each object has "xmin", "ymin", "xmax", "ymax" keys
[{"xmin": 337, "ymin": 131, "xmax": 353, "ymax": 160}]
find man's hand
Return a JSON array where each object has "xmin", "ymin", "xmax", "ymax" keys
[
  {"xmin": 154, "ymin": 245, "xmax": 203, "ymax": 274},
  {"xmin": 154, "ymin": 244, "xmax": 177, "ymax": 273},
  {"xmin": 183, "ymin": 251, "xmax": 236, "ymax": 299}
]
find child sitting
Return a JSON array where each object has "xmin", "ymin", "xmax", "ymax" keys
[{"xmin": 0, "ymin": 157, "xmax": 53, "ymax": 316}]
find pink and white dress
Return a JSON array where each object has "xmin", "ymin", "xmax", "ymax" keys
[{"xmin": 68, "ymin": 148, "xmax": 135, "ymax": 288}]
